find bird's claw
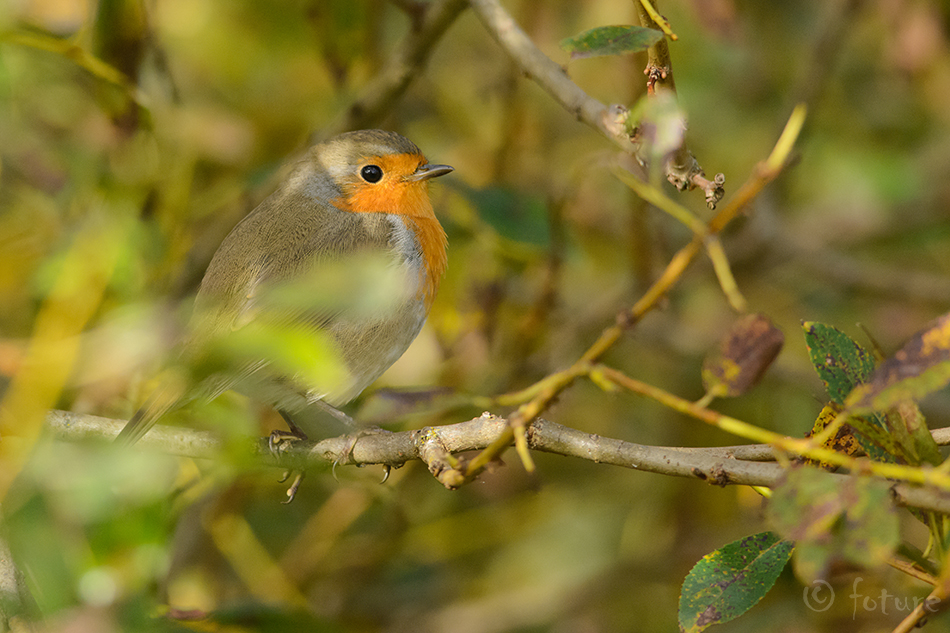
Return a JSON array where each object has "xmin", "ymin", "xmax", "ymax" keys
[
  {"xmin": 269, "ymin": 426, "xmax": 392, "ymax": 498},
  {"xmin": 282, "ymin": 471, "xmax": 305, "ymax": 504},
  {"xmin": 268, "ymin": 429, "xmax": 304, "ymax": 456},
  {"xmin": 268, "ymin": 430, "xmax": 307, "ymax": 503},
  {"xmin": 332, "ymin": 459, "xmax": 390, "ymax": 484},
  {"xmin": 333, "ymin": 428, "xmax": 393, "ymax": 485}
]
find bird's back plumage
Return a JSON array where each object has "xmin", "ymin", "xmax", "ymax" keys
[{"xmin": 115, "ymin": 130, "xmax": 451, "ymax": 445}]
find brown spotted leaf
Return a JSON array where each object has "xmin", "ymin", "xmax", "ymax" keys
[
  {"xmin": 845, "ymin": 311, "xmax": 950, "ymax": 413},
  {"xmin": 678, "ymin": 532, "xmax": 793, "ymax": 633},
  {"xmin": 802, "ymin": 321, "xmax": 931, "ymax": 465},
  {"xmin": 802, "ymin": 322, "xmax": 875, "ymax": 405},
  {"xmin": 702, "ymin": 313, "xmax": 784, "ymax": 398},
  {"xmin": 805, "ymin": 403, "xmax": 863, "ymax": 469}
]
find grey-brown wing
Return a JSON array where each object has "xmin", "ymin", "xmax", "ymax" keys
[{"xmin": 195, "ymin": 187, "xmax": 396, "ymax": 334}]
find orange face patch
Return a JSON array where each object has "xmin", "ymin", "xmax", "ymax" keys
[
  {"xmin": 332, "ymin": 152, "xmax": 448, "ymax": 308},
  {"xmin": 333, "ymin": 153, "xmax": 436, "ymax": 219}
]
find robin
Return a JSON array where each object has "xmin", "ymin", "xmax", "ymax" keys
[{"xmin": 116, "ymin": 130, "xmax": 453, "ymax": 489}]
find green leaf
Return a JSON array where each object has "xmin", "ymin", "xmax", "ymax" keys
[
  {"xmin": 843, "ymin": 477, "xmax": 900, "ymax": 565},
  {"xmin": 802, "ymin": 322, "xmax": 893, "ymax": 462},
  {"xmin": 766, "ymin": 468, "xmax": 899, "ymax": 583},
  {"xmin": 803, "ymin": 321, "xmax": 943, "ymax": 467},
  {"xmin": 560, "ymin": 25, "xmax": 663, "ymax": 60},
  {"xmin": 208, "ymin": 320, "xmax": 348, "ymax": 391},
  {"xmin": 888, "ymin": 401, "xmax": 942, "ymax": 467},
  {"xmin": 846, "ymin": 310, "xmax": 950, "ymax": 413},
  {"xmin": 802, "ymin": 322, "xmax": 875, "ymax": 405},
  {"xmin": 678, "ymin": 532, "xmax": 793, "ymax": 632}
]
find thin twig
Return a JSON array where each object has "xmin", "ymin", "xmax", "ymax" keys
[
  {"xmin": 468, "ymin": 0, "xmax": 631, "ymax": 149},
  {"xmin": 599, "ymin": 364, "xmax": 950, "ymax": 498},
  {"xmin": 633, "ymin": 0, "xmax": 724, "ymax": 208},
  {"xmin": 320, "ymin": 0, "xmax": 469, "ymax": 138},
  {"xmin": 891, "ymin": 572, "xmax": 950, "ymax": 633},
  {"xmin": 704, "ymin": 234, "xmax": 748, "ymax": 312},
  {"xmin": 2, "ymin": 30, "xmax": 149, "ymax": 108},
  {"xmin": 466, "ymin": 106, "xmax": 805, "ymax": 482}
]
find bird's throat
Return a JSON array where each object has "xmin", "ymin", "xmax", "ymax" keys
[{"xmin": 333, "ymin": 175, "xmax": 447, "ymax": 309}]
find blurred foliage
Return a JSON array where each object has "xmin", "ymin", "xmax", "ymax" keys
[{"xmin": 2, "ymin": 0, "xmax": 950, "ymax": 631}]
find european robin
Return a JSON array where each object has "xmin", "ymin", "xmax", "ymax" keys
[{"xmin": 116, "ymin": 130, "xmax": 453, "ymax": 457}]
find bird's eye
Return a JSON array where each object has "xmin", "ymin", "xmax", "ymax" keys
[{"xmin": 360, "ymin": 165, "xmax": 383, "ymax": 183}]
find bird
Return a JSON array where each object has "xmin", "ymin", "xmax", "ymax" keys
[{"xmin": 115, "ymin": 130, "xmax": 454, "ymax": 484}]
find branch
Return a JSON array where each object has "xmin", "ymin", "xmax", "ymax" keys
[
  {"xmin": 320, "ymin": 0, "xmax": 469, "ymax": 138},
  {"xmin": 633, "ymin": 1, "xmax": 724, "ymax": 208},
  {"xmin": 470, "ymin": 0, "xmax": 724, "ymax": 207},
  {"xmin": 460, "ymin": 105, "xmax": 806, "ymax": 482},
  {"xmin": 3, "ymin": 30, "xmax": 148, "ymax": 109},
  {"xmin": 468, "ymin": 0, "xmax": 632, "ymax": 148},
  {"xmin": 43, "ymin": 410, "xmax": 950, "ymax": 514},
  {"xmin": 527, "ymin": 419, "xmax": 950, "ymax": 516},
  {"xmin": 892, "ymin": 569, "xmax": 950, "ymax": 632},
  {"xmin": 0, "ymin": 529, "xmax": 32, "ymax": 629}
]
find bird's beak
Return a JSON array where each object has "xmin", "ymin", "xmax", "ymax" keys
[{"xmin": 406, "ymin": 163, "xmax": 454, "ymax": 182}]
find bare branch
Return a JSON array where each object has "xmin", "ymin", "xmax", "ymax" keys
[
  {"xmin": 320, "ymin": 0, "xmax": 469, "ymax": 138},
  {"xmin": 0, "ymin": 530, "xmax": 32, "ymax": 629},
  {"xmin": 468, "ymin": 0, "xmax": 632, "ymax": 149},
  {"xmin": 461, "ymin": 106, "xmax": 805, "ymax": 483},
  {"xmin": 43, "ymin": 410, "xmax": 950, "ymax": 514},
  {"xmin": 470, "ymin": 0, "xmax": 724, "ymax": 207},
  {"xmin": 634, "ymin": 1, "xmax": 725, "ymax": 208}
]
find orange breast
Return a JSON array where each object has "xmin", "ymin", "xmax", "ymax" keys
[
  {"xmin": 401, "ymin": 215, "xmax": 447, "ymax": 309},
  {"xmin": 332, "ymin": 156, "xmax": 447, "ymax": 310}
]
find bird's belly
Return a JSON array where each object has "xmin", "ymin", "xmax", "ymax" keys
[
  {"xmin": 226, "ymin": 214, "xmax": 435, "ymax": 416},
  {"xmin": 322, "ymin": 296, "xmax": 429, "ymax": 405},
  {"xmin": 230, "ymin": 295, "xmax": 429, "ymax": 415}
]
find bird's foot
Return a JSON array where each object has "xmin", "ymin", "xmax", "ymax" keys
[
  {"xmin": 269, "ymin": 423, "xmax": 309, "ymax": 504},
  {"xmin": 277, "ymin": 468, "xmax": 305, "ymax": 504}
]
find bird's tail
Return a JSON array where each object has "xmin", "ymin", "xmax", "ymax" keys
[{"xmin": 114, "ymin": 372, "xmax": 187, "ymax": 446}]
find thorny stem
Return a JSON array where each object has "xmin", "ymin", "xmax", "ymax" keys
[{"xmin": 634, "ymin": 0, "xmax": 724, "ymax": 209}]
